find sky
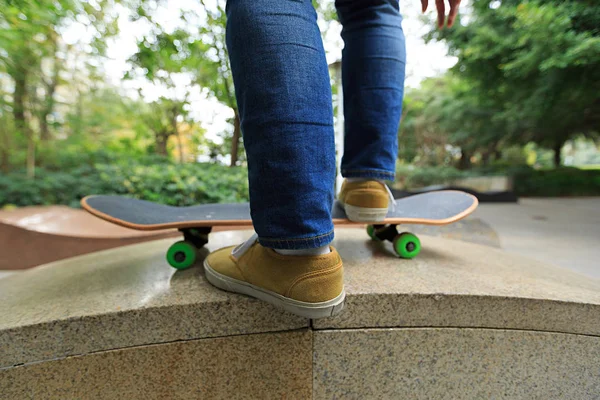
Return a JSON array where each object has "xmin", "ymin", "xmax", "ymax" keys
[{"xmin": 62, "ymin": 0, "xmax": 461, "ymax": 142}]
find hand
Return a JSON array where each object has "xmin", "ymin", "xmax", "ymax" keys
[{"xmin": 421, "ymin": 0, "xmax": 462, "ymax": 29}]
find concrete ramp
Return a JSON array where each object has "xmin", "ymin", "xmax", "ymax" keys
[
  {"xmin": 1, "ymin": 229, "xmax": 598, "ymax": 398},
  {"xmin": 0, "ymin": 206, "xmax": 177, "ymax": 270}
]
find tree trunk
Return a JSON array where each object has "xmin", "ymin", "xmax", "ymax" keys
[
  {"xmin": 458, "ymin": 149, "xmax": 471, "ymax": 170},
  {"xmin": 13, "ymin": 73, "xmax": 28, "ymax": 137},
  {"xmin": 13, "ymin": 71, "xmax": 35, "ymax": 178},
  {"xmin": 482, "ymin": 143, "xmax": 499, "ymax": 166},
  {"xmin": 230, "ymin": 110, "xmax": 241, "ymax": 167},
  {"xmin": 481, "ymin": 151, "xmax": 491, "ymax": 166},
  {"xmin": 494, "ymin": 148, "xmax": 502, "ymax": 162},
  {"xmin": 27, "ymin": 138, "xmax": 36, "ymax": 178},
  {"xmin": 74, "ymin": 89, "xmax": 84, "ymax": 136},
  {"xmin": 39, "ymin": 115, "xmax": 50, "ymax": 142},
  {"xmin": 0, "ymin": 151, "xmax": 8, "ymax": 173},
  {"xmin": 155, "ymin": 133, "xmax": 169, "ymax": 156},
  {"xmin": 553, "ymin": 139, "xmax": 564, "ymax": 167},
  {"xmin": 40, "ymin": 33, "xmax": 60, "ymax": 142},
  {"xmin": 0, "ymin": 128, "xmax": 10, "ymax": 172},
  {"xmin": 171, "ymin": 112, "xmax": 183, "ymax": 163},
  {"xmin": 40, "ymin": 73, "xmax": 58, "ymax": 141},
  {"xmin": 176, "ymin": 132, "xmax": 184, "ymax": 163}
]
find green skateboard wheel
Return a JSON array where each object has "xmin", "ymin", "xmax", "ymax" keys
[
  {"xmin": 166, "ymin": 241, "xmax": 197, "ymax": 269},
  {"xmin": 367, "ymin": 225, "xmax": 381, "ymax": 242},
  {"xmin": 393, "ymin": 232, "xmax": 421, "ymax": 259},
  {"xmin": 366, "ymin": 225, "xmax": 379, "ymax": 241}
]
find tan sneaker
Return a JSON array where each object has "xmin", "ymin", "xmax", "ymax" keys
[
  {"xmin": 338, "ymin": 179, "xmax": 392, "ymax": 222},
  {"xmin": 204, "ymin": 234, "xmax": 345, "ymax": 319}
]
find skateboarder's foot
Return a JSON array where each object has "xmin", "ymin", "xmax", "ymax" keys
[
  {"xmin": 338, "ymin": 178, "xmax": 393, "ymax": 222},
  {"xmin": 204, "ymin": 234, "xmax": 345, "ymax": 319}
]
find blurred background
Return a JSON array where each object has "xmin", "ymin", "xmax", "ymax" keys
[{"xmin": 0, "ymin": 0, "xmax": 599, "ymax": 276}]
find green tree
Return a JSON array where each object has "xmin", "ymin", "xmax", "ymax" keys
[
  {"xmin": 0, "ymin": 0, "xmax": 121, "ymax": 176},
  {"xmin": 427, "ymin": 0, "xmax": 600, "ymax": 166},
  {"xmin": 399, "ymin": 81, "xmax": 451, "ymax": 166},
  {"xmin": 190, "ymin": 0, "xmax": 341, "ymax": 167},
  {"xmin": 138, "ymin": 97, "xmax": 187, "ymax": 157},
  {"xmin": 127, "ymin": 25, "xmax": 194, "ymax": 163},
  {"xmin": 186, "ymin": 1, "xmax": 240, "ymax": 166},
  {"xmin": 131, "ymin": 0, "xmax": 340, "ymax": 167},
  {"xmin": 399, "ymin": 75, "xmax": 504, "ymax": 169}
]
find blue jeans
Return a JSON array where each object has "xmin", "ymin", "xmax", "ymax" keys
[{"xmin": 226, "ymin": 0, "xmax": 406, "ymax": 249}]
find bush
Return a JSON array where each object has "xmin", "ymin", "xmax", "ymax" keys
[
  {"xmin": 512, "ymin": 167, "xmax": 600, "ymax": 196},
  {"xmin": 395, "ymin": 164, "xmax": 600, "ymax": 196},
  {"xmin": 396, "ymin": 165, "xmax": 472, "ymax": 189},
  {"xmin": 4, "ymin": 161, "xmax": 598, "ymax": 209},
  {"xmin": 0, "ymin": 162, "xmax": 249, "ymax": 208}
]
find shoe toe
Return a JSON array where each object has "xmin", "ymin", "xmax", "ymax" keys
[{"xmin": 205, "ymin": 245, "xmax": 244, "ymax": 280}]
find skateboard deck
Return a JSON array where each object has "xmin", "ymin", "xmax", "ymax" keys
[
  {"xmin": 81, "ymin": 190, "xmax": 478, "ymax": 268},
  {"xmin": 81, "ymin": 190, "xmax": 477, "ymax": 230}
]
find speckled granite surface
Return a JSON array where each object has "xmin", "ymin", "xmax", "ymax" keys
[
  {"xmin": 1, "ymin": 330, "xmax": 312, "ymax": 399},
  {"xmin": 313, "ymin": 328, "xmax": 600, "ymax": 399},
  {"xmin": 405, "ymin": 217, "xmax": 501, "ymax": 248},
  {"xmin": 1, "ymin": 229, "xmax": 599, "ymax": 370},
  {"xmin": 314, "ymin": 230, "xmax": 600, "ymax": 334},
  {"xmin": 0, "ymin": 230, "xmax": 307, "ymax": 368},
  {"xmin": 2, "ymin": 228, "xmax": 600, "ymax": 399}
]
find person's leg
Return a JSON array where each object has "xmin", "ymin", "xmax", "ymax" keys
[
  {"xmin": 203, "ymin": 0, "xmax": 344, "ymax": 319},
  {"xmin": 226, "ymin": 0, "xmax": 335, "ymax": 250},
  {"xmin": 337, "ymin": 0, "xmax": 406, "ymax": 179},
  {"xmin": 335, "ymin": 0, "xmax": 406, "ymax": 222}
]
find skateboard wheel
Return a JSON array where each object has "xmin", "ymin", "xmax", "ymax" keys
[
  {"xmin": 366, "ymin": 225, "xmax": 380, "ymax": 241},
  {"xmin": 393, "ymin": 233, "xmax": 421, "ymax": 259},
  {"xmin": 166, "ymin": 241, "xmax": 197, "ymax": 270}
]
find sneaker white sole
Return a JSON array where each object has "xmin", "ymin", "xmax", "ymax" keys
[
  {"xmin": 203, "ymin": 260, "xmax": 345, "ymax": 319},
  {"xmin": 341, "ymin": 202, "xmax": 389, "ymax": 223}
]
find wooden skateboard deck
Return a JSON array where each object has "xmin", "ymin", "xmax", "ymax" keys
[
  {"xmin": 81, "ymin": 190, "xmax": 478, "ymax": 230},
  {"xmin": 81, "ymin": 191, "xmax": 478, "ymax": 268}
]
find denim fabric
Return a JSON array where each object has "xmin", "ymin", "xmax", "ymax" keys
[
  {"xmin": 226, "ymin": 0, "xmax": 405, "ymax": 249},
  {"xmin": 336, "ymin": 0, "xmax": 406, "ymax": 180}
]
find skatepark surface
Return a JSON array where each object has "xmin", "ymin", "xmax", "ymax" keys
[
  {"xmin": 473, "ymin": 197, "xmax": 600, "ymax": 279},
  {"xmin": 1, "ymin": 228, "xmax": 599, "ymax": 398},
  {"xmin": 0, "ymin": 206, "xmax": 178, "ymax": 270}
]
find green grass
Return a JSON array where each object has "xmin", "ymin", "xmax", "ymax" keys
[{"xmin": 578, "ymin": 164, "xmax": 600, "ymax": 170}]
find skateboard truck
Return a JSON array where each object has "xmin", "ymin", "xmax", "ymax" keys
[
  {"xmin": 366, "ymin": 224, "xmax": 421, "ymax": 259},
  {"xmin": 180, "ymin": 227, "xmax": 212, "ymax": 248},
  {"xmin": 167, "ymin": 224, "xmax": 421, "ymax": 268},
  {"xmin": 166, "ymin": 227, "xmax": 212, "ymax": 270},
  {"xmin": 166, "ymin": 223, "xmax": 422, "ymax": 269}
]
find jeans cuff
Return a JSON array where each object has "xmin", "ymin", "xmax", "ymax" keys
[
  {"xmin": 258, "ymin": 230, "xmax": 334, "ymax": 250},
  {"xmin": 342, "ymin": 168, "xmax": 395, "ymax": 181}
]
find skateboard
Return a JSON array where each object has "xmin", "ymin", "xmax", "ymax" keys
[{"xmin": 81, "ymin": 190, "xmax": 478, "ymax": 269}]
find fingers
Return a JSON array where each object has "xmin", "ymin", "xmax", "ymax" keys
[
  {"xmin": 435, "ymin": 0, "xmax": 445, "ymax": 29},
  {"xmin": 447, "ymin": 0, "xmax": 461, "ymax": 27},
  {"xmin": 421, "ymin": 0, "xmax": 428, "ymax": 13}
]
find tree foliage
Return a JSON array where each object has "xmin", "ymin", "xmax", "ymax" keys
[
  {"xmin": 0, "ymin": 0, "xmax": 121, "ymax": 176},
  {"xmin": 1, "ymin": 0, "xmax": 598, "ymax": 207},
  {"xmin": 407, "ymin": 0, "xmax": 600, "ymax": 167}
]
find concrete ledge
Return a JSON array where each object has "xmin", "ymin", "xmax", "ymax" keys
[
  {"xmin": 2, "ymin": 330, "xmax": 312, "ymax": 399},
  {"xmin": 1, "ymin": 229, "xmax": 599, "ymax": 397},
  {"xmin": 0, "ymin": 233, "xmax": 307, "ymax": 368},
  {"xmin": 314, "ymin": 328, "xmax": 600, "ymax": 399},
  {"xmin": 3, "ymin": 328, "xmax": 598, "ymax": 399}
]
